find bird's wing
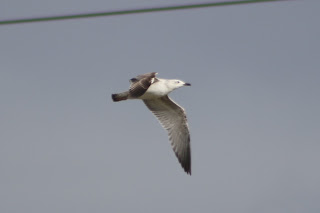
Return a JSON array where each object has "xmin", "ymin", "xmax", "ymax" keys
[
  {"xmin": 143, "ymin": 96, "xmax": 191, "ymax": 174},
  {"xmin": 129, "ymin": 72, "xmax": 158, "ymax": 98},
  {"xmin": 130, "ymin": 72, "xmax": 158, "ymax": 82}
]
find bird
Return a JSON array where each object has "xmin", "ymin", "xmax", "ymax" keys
[{"xmin": 111, "ymin": 72, "xmax": 192, "ymax": 175}]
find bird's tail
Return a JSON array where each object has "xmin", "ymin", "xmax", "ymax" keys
[{"xmin": 112, "ymin": 91, "xmax": 129, "ymax": 102}]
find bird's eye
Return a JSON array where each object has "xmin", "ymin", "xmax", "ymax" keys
[{"xmin": 176, "ymin": 81, "xmax": 180, "ymax": 83}]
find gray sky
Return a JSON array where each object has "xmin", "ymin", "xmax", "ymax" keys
[{"xmin": 1, "ymin": 0, "xmax": 320, "ymax": 212}]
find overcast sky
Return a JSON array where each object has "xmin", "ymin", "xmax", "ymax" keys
[{"xmin": 1, "ymin": 0, "xmax": 320, "ymax": 212}]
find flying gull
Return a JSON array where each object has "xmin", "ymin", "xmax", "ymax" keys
[{"xmin": 112, "ymin": 72, "xmax": 191, "ymax": 175}]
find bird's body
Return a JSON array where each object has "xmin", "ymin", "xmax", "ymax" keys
[
  {"xmin": 112, "ymin": 72, "xmax": 192, "ymax": 175},
  {"xmin": 139, "ymin": 79, "xmax": 172, "ymax": 99}
]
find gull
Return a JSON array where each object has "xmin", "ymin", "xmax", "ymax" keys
[{"xmin": 112, "ymin": 72, "xmax": 191, "ymax": 175}]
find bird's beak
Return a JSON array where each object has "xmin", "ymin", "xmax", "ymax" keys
[{"xmin": 184, "ymin": 83, "xmax": 191, "ymax": 86}]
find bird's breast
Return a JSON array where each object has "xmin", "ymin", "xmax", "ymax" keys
[{"xmin": 138, "ymin": 82, "xmax": 170, "ymax": 99}]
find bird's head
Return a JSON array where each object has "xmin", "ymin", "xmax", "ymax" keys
[{"xmin": 166, "ymin": 79, "xmax": 191, "ymax": 91}]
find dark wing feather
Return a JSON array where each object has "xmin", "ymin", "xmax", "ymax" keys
[
  {"xmin": 143, "ymin": 96, "xmax": 191, "ymax": 174},
  {"xmin": 130, "ymin": 72, "xmax": 158, "ymax": 83},
  {"xmin": 129, "ymin": 72, "xmax": 158, "ymax": 98}
]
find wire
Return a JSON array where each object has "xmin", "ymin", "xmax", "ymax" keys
[{"xmin": 0, "ymin": 0, "xmax": 287, "ymax": 25}]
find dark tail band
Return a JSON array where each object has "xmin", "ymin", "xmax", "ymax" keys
[{"xmin": 112, "ymin": 92, "xmax": 129, "ymax": 102}]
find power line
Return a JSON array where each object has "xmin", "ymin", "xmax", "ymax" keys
[{"xmin": 0, "ymin": 0, "xmax": 287, "ymax": 25}]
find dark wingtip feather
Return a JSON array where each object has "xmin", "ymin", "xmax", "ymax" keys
[
  {"xmin": 182, "ymin": 156, "xmax": 191, "ymax": 175},
  {"xmin": 183, "ymin": 164, "xmax": 192, "ymax": 175},
  {"xmin": 176, "ymin": 146, "xmax": 191, "ymax": 175}
]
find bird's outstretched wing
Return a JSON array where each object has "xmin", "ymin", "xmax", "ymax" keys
[
  {"xmin": 143, "ymin": 96, "xmax": 191, "ymax": 174},
  {"xmin": 129, "ymin": 72, "xmax": 158, "ymax": 98}
]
